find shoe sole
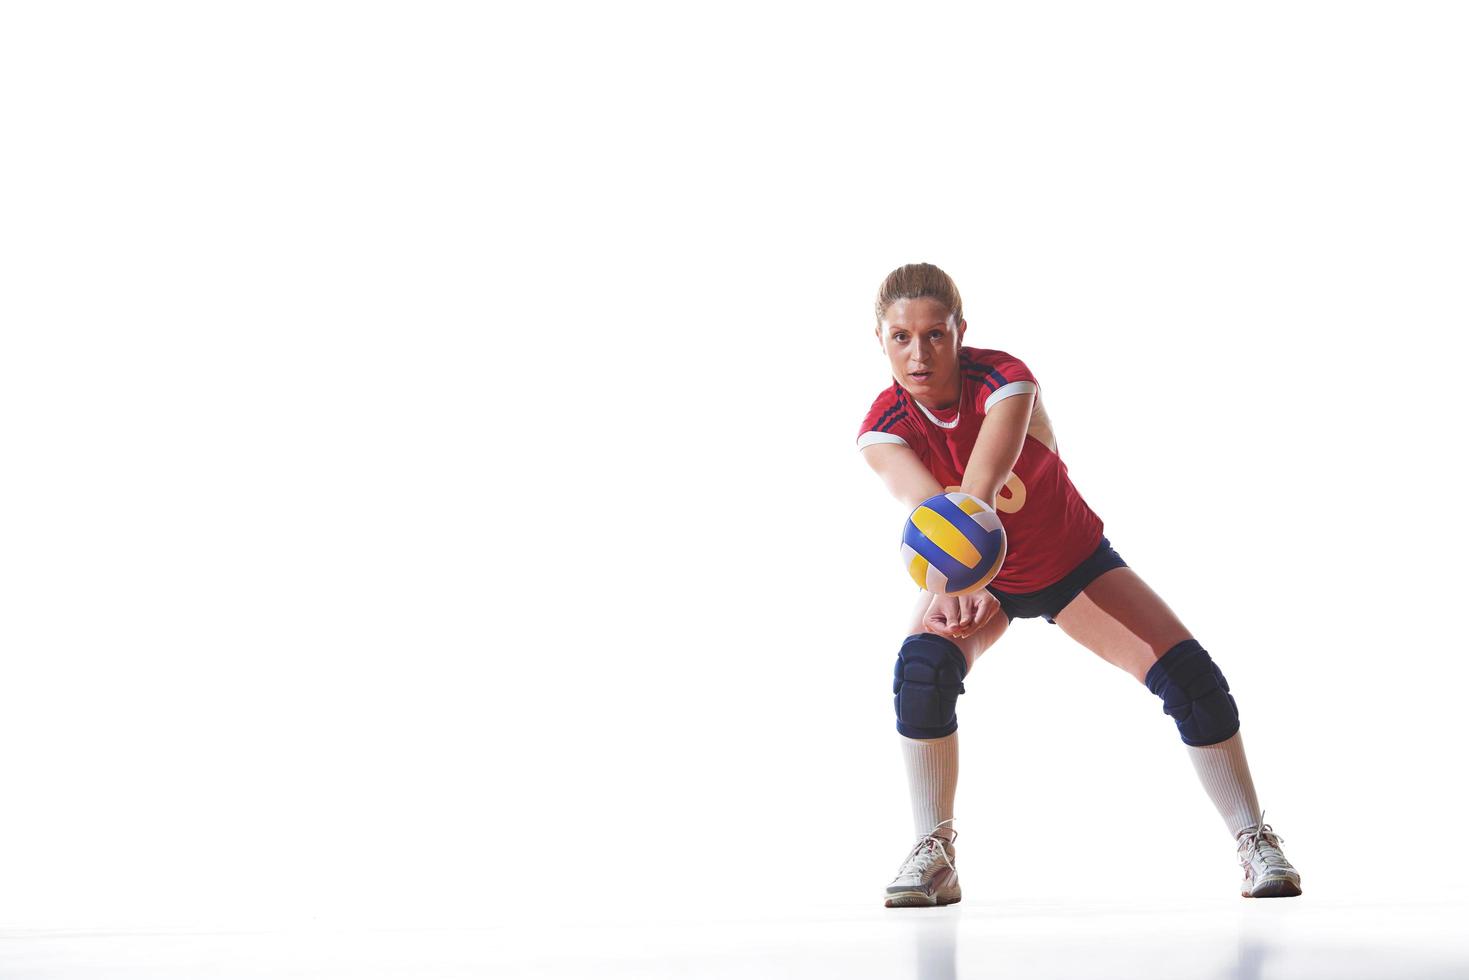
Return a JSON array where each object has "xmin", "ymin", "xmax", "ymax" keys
[
  {"xmin": 1244, "ymin": 877, "xmax": 1302, "ymax": 898},
  {"xmin": 884, "ymin": 890, "xmax": 961, "ymax": 908}
]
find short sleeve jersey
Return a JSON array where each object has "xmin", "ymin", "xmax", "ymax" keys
[{"xmin": 856, "ymin": 347, "xmax": 1104, "ymax": 594}]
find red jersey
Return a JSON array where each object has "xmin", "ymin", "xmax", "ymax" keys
[{"xmin": 857, "ymin": 347, "xmax": 1104, "ymax": 594}]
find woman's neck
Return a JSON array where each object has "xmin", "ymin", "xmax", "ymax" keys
[{"xmin": 911, "ymin": 379, "xmax": 961, "ymax": 414}]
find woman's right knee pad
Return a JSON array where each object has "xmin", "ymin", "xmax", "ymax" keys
[{"xmin": 893, "ymin": 633, "xmax": 968, "ymax": 739}]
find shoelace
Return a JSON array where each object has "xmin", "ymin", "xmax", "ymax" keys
[
  {"xmin": 1238, "ymin": 810, "xmax": 1290, "ymax": 868},
  {"xmin": 896, "ymin": 818, "xmax": 957, "ymax": 877}
]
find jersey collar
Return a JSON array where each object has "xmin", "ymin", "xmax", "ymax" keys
[{"xmin": 909, "ymin": 386, "xmax": 963, "ymax": 429}]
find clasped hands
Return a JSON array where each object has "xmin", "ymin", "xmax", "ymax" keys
[{"xmin": 923, "ymin": 589, "xmax": 1000, "ymax": 642}]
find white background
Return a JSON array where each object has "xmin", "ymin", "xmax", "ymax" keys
[{"xmin": 3, "ymin": 1, "xmax": 1466, "ymax": 931}]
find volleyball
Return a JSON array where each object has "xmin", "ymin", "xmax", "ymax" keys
[{"xmin": 900, "ymin": 492, "xmax": 1007, "ymax": 595}]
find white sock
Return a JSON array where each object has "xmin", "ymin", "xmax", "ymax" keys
[
  {"xmin": 1184, "ymin": 729, "xmax": 1263, "ymax": 838},
  {"xmin": 899, "ymin": 731, "xmax": 958, "ymax": 843}
]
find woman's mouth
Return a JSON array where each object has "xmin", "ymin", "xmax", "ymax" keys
[{"xmin": 910, "ymin": 371, "xmax": 933, "ymax": 383}]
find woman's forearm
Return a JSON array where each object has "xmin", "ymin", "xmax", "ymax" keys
[
  {"xmin": 862, "ymin": 444, "xmax": 946, "ymax": 511},
  {"xmin": 958, "ymin": 393, "xmax": 1033, "ymax": 508},
  {"xmin": 958, "ymin": 472, "xmax": 1005, "ymax": 509}
]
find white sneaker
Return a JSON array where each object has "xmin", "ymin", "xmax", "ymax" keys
[
  {"xmin": 1236, "ymin": 811, "xmax": 1301, "ymax": 898},
  {"xmin": 885, "ymin": 819, "xmax": 961, "ymax": 908}
]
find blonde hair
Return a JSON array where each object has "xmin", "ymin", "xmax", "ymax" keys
[{"xmin": 874, "ymin": 263, "xmax": 964, "ymax": 326}]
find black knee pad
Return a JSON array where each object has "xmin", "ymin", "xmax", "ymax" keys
[
  {"xmin": 1144, "ymin": 639, "xmax": 1240, "ymax": 746},
  {"xmin": 893, "ymin": 633, "xmax": 968, "ymax": 739}
]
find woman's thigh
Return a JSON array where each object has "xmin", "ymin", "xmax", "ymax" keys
[
  {"xmin": 903, "ymin": 591, "xmax": 1011, "ymax": 673},
  {"xmin": 1051, "ymin": 567, "xmax": 1193, "ymax": 684}
]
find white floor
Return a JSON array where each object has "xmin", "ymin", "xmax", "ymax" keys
[{"xmin": 3, "ymin": 898, "xmax": 1467, "ymax": 979}]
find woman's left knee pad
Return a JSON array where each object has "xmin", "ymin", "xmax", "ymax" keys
[
  {"xmin": 1144, "ymin": 639, "xmax": 1240, "ymax": 746},
  {"xmin": 893, "ymin": 633, "xmax": 968, "ymax": 739}
]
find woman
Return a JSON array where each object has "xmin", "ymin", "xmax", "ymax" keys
[{"xmin": 858, "ymin": 263, "xmax": 1301, "ymax": 908}]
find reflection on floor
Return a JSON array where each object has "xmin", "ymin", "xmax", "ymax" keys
[{"xmin": 2, "ymin": 898, "xmax": 1466, "ymax": 979}]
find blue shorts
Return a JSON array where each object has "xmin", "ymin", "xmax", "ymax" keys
[{"xmin": 988, "ymin": 535, "xmax": 1128, "ymax": 625}]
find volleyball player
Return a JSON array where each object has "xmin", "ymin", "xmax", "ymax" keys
[{"xmin": 859, "ymin": 263, "xmax": 1301, "ymax": 907}]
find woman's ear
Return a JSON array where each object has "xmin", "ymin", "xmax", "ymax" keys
[{"xmin": 957, "ymin": 318, "xmax": 967, "ymax": 343}]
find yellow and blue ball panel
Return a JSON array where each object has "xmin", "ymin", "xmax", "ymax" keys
[{"xmin": 901, "ymin": 492, "xmax": 1006, "ymax": 595}]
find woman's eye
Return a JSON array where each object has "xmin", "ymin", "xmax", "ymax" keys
[{"xmin": 895, "ymin": 334, "xmax": 909, "ymax": 342}]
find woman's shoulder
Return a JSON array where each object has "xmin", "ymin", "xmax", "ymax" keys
[
  {"xmin": 960, "ymin": 346, "xmax": 1036, "ymax": 384},
  {"xmin": 857, "ymin": 380, "xmax": 921, "ymax": 447},
  {"xmin": 860, "ymin": 379, "xmax": 909, "ymax": 426},
  {"xmin": 960, "ymin": 345, "xmax": 1026, "ymax": 367}
]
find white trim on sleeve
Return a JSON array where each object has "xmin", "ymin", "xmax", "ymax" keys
[
  {"xmin": 857, "ymin": 431, "xmax": 910, "ymax": 450},
  {"xmin": 983, "ymin": 380, "xmax": 1037, "ymax": 414}
]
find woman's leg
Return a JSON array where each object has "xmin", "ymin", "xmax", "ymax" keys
[
  {"xmin": 895, "ymin": 593, "xmax": 1009, "ymax": 843},
  {"xmin": 1048, "ymin": 566, "xmax": 1191, "ymax": 682},
  {"xmin": 1051, "ymin": 567, "xmax": 1263, "ymax": 838}
]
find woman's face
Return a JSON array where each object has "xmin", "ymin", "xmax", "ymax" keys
[{"xmin": 876, "ymin": 297, "xmax": 966, "ymax": 408}]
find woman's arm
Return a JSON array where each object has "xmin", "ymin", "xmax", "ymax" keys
[
  {"xmin": 959, "ymin": 391, "xmax": 1035, "ymax": 507},
  {"xmin": 863, "ymin": 441, "xmax": 1002, "ymax": 636},
  {"xmin": 860, "ymin": 443, "xmax": 945, "ymax": 510}
]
